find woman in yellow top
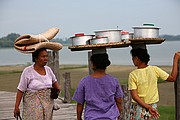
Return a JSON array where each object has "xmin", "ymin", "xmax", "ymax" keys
[{"xmin": 128, "ymin": 48, "xmax": 180, "ymax": 120}]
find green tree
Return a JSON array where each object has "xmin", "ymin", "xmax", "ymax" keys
[{"xmin": 0, "ymin": 33, "xmax": 20, "ymax": 47}]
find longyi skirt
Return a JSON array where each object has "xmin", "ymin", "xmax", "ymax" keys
[
  {"xmin": 128, "ymin": 102, "xmax": 158, "ymax": 120},
  {"xmin": 23, "ymin": 89, "xmax": 54, "ymax": 120}
]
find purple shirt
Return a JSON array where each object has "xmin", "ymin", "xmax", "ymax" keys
[{"xmin": 73, "ymin": 74, "xmax": 124, "ymax": 120}]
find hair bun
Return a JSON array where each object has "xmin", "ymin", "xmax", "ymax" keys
[{"xmin": 90, "ymin": 53, "xmax": 111, "ymax": 69}]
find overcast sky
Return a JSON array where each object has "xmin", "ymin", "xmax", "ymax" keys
[{"xmin": 0, "ymin": 0, "xmax": 180, "ymax": 38}]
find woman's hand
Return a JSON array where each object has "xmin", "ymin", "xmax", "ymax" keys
[
  {"xmin": 174, "ymin": 52, "xmax": 180, "ymax": 60},
  {"xmin": 14, "ymin": 107, "xmax": 20, "ymax": 118},
  {"xmin": 148, "ymin": 106, "xmax": 160, "ymax": 119},
  {"xmin": 14, "ymin": 90, "xmax": 23, "ymax": 118},
  {"xmin": 130, "ymin": 90, "xmax": 160, "ymax": 119},
  {"xmin": 52, "ymin": 81, "xmax": 61, "ymax": 93}
]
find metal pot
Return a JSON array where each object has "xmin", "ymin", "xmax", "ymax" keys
[
  {"xmin": 90, "ymin": 37, "xmax": 108, "ymax": 44},
  {"xmin": 132, "ymin": 26, "xmax": 160, "ymax": 38},
  {"xmin": 129, "ymin": 32, "xmax": 134, "ymax": 39},
  {"xmin": 70, "ymin": 35, "xmax": 94, "ymax": 46},
  {"xmin": 94, "ymin": 30, "xmax": 122, "ymax": 43},
  {"xmin": 121, "ymin": 31, "xmax": 130, "ymax": 42}
]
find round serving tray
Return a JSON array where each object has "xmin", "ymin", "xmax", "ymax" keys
[
  {"xmin": 129, "ymin": 38, "xmax": 165, "ymax": 44},
  {"xmin": 68, "ymin": 42, "xmax": 130, "ymax": 51}
]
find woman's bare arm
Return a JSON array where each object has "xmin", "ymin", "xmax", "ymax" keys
[{"xmin": 14, "ymin": 89, "xmax": 23, "ymax": 117}]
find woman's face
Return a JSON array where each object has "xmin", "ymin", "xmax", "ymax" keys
[
  {"xmin": 132, "ymin": 56, "xmax": 138, "ymax": 66},
  {"xmin": 36, "ymin": 50, "xmax": 48, "ymax": 66}
]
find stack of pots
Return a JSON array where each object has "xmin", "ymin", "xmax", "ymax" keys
[
  {"xmin": 70, "ymin": 30, "xmax": 123, "ymax": 46},
  {"xmin": 70, "ymin": 23, "xmax": 161, "ymax": 46}
]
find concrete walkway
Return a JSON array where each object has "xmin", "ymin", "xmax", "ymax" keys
[{"xmin": 0, "ymin": 91, "xmax": 77, "ymax": 120}]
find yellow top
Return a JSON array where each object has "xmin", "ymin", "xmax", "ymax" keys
[{"xmin": 128, "ymin": 65, "xmax": 169, "ymax": 104}]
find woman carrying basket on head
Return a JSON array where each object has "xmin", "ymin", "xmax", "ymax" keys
[{"xmin": 14, "ymin": 48, "xmax": 60, "ymax": 120}]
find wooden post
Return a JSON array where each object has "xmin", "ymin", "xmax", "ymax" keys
[
  {"xmin": 175, "ymin": 62, "xmax": 180, "ymax": 120},
  {"xmin": 120, "ymin": 84, "xmax": 131, "ymax": 120},
  {"xmin": 88, "ymin": 51, "xmax": 93, "ymax": 75},
  {"xmin": 47, "ymin": 51, "xmax": 60, "ymax": 84},
  {"xmin": 63, "ymin": 72, "xmax": 72, "ymax": 103}
]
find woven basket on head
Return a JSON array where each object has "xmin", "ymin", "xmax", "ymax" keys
[{"xmin": 14, "ymin": 28, "xmax": 63, "ymax": 53}]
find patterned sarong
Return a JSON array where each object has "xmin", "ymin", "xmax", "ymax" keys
[
  {"xmin": 23, "ymin": 89, "xmax": 54, "ymax": 120},
  {"xmin": 128, "ymin": 103, "xmax": 158, "ymax": 120}
]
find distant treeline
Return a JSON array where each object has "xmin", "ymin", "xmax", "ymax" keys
[
  {"xmin": 0, "ymin": 33, "xmax": 71, "ymax": 48},
  {"xmin": 0, "ymin": 33, "xmax": 180, "ymax": 48}
]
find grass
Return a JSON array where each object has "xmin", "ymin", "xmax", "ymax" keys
[
  {"xmin": 158, "ymin": 106, "xmax": 175, "ymax": 120},
  {"xmin": 0, "ymin": 70, "xmax": 22, "ymax": 75},
  {"xmin": 60, "ymin": 64, "xmax": 87, "ymax": 69}
]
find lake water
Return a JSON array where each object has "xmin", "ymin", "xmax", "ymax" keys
[{"xmin": 0, "ymin": 41, "xmax": 180, "ymax": 66}]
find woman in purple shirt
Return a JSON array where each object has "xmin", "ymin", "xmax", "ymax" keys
[{"xmin": 73, "ymin": 53, "xmax": 124, "ymax": 120}]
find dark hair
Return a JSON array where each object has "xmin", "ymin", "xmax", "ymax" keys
[
  {"xmin": 32, "ymin": 48, "xmax": 47, "ymax": 62},
  {"xmin": 130, "ymin": 48, "xmax": 150, "ymax": 64},
  {"xmin": 90, "ymin": 53, "xmax": 111, "ymax": 69}
]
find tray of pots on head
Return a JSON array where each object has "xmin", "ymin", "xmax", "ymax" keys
[
  {"xmin": 68, "ymin": 31, "xmax": 131, "ymax": 51},
  {"xmin": 129, "ymin": 23, "xmax": 165, "ymax": 45}
]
